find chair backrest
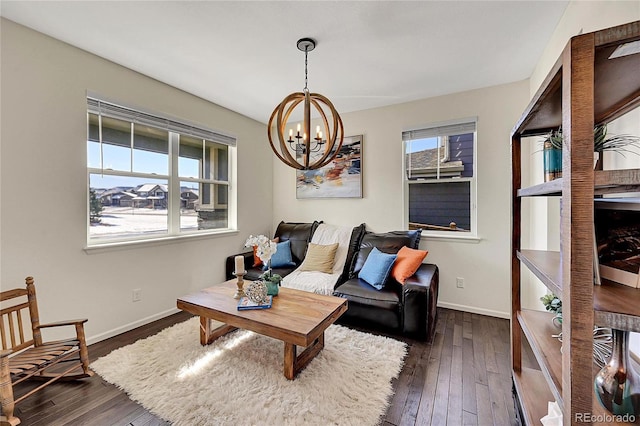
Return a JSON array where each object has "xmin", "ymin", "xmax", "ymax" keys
[{"xmin": 0, "ymin": 276, "xmax": 41, "ymax": 352}]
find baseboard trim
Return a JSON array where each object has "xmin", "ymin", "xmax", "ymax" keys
[
  {"xmin": 87, "ymin": 307, "xmax": 180, "ymax": 345},
  {"xmin": 437, "ymin": 301, "xmax": 510, "ymax": 319},
  {"xmin": 86, "ymin": 303, "xmax": 508, "ymax": 345}
]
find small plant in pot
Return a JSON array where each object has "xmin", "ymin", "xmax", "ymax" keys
[
  {"xmin": 540, "ymin": 293, "xmax": 562, "ymax": 327},
  {"xmin": 259, "ymin": 270, "xmax": 282, "ymax": 296},
  {"xmin": 543, "ymin": 124, "xmax": 640, "ymax": 176}
]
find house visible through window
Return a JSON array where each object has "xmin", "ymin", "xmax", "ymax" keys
[
  {"xmin": 403, "ymin": 119, "xmax": 476, "ymax": 236},
  {"xmin": 87, "ymin": 97, "xmax": 235, "ymax": 244}
]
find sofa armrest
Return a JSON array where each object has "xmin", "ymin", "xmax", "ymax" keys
[
  {"xmin": 225, "ymin": 251, "xmax": 254, "ymax": 280},
  {"xmin": 402, "ymin": 263, "xmax": 439, "ymax": 341}
]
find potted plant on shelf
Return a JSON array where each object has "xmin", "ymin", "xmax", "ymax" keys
[
  {"xmin": 540, "ymin": 293, "xmax": 562, "ymax": 327},
  {"xmin": 541, "ymin": 293, "xmax": 613, "ymax": 367},
  {"xmin": 244, "ymin": 234, "xmax": 282, "ymax": 296},
  {"xmin": 543, "ymin": 124, "xmax": 640, "ymax": 181}
]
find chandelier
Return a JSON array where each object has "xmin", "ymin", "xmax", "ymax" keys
[{"xmin": 267, "ymin": 38, "xmax": 344, "ymax": 170}]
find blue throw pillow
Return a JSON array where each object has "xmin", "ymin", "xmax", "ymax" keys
[
  {"xmin": 264, "ymin": 240, "xmax": 296, "ymax": 269},
  {"xmin": 358, "ymin": 247, "xmax": 398, "ymax": 290}
]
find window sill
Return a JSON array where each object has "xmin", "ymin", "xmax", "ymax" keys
[
  {"xmin": 84, "ymin": 229, "xmax": 239, "ymax": 254},
  {"xmin": 422, "ymin": 233, "xmax": 481, "ymax": 244}
]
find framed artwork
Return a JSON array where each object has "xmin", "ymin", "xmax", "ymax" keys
[
  {"xmin": 594, "ymin": 199, "xmax": 640, "ymax": 288},
  {"xmin": 296, "ymin": 135, "xmax": 363, "ymax": 199}
]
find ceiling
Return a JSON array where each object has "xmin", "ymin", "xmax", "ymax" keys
[{"xmin": 1, "ymin": 1, "xmax": 568, "ymax": 124}]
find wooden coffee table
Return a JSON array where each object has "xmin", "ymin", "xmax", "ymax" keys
[{"xmin": 176, "ymin": 279, "xmax": 347, "ymax": 380}]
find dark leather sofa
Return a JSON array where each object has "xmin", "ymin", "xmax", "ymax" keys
[
  {"xmin": 225, "ymin": 222, "xmax": 439, "ymax": 342},
  {"xmin": 225, "ymin": 221, "xmax": 321, "ymax": 281}
]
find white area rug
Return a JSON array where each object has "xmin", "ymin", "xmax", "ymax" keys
[{"xmin": 91, "ymin": 317, "xmax": 407, "ymax": 426}]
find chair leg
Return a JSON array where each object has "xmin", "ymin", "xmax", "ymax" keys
[
  {"xmin": 75, "ymin": 324, "xmax": 93, "ymax": 377},
  {"xmin": 0, "ymin": 354, "xmax": 20, "ymax": 426}
]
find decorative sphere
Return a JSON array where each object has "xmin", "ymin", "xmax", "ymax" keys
[{"xmin": 245, "ymin": 281, "xmax": 268, "ymax": 304}]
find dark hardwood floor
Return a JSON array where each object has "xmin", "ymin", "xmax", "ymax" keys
[{"xmin": 11, "ymin": 308, "xmax": 517, "ymax": 425}]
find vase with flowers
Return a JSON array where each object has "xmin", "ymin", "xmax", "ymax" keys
[{"xmin": 245, "ymin": 235, "xmax": 282, "ymax": 296}]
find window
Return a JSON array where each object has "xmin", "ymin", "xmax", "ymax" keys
[
  {"xmin": 403, "ymin": 119, "xmax": 476, "ymax": 237},
  {"xmin": 87, "ymin": 97, "xmax": 235, "ymax": 245}
]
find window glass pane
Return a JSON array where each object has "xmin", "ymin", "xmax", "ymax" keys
[
  {"xmin": 181, "ymin": 182, "xmax": 228, "ymax": 231},
  {"xmin": 179, "ymin": 136, "xmax": 229, "ymax": 181},
  {"xmin": 87, "ymin": 141, "xmax": 101, "ymax": 168},
  {"xmin": 133, "ymin": 124, "xmax": 168, "ymax": 175},
  {"xmin": 449, "ymin": 133, "xmax": 474, "ymax": 177},
  {"xmin": 89, "ymin": 174, "xmax": 168, "ymax": 240},
  {"xmin": 179, "ymin": 135, "xmax": 202, "ymax": 178},
  {"xmin": 87, "ymin": 114, "xmax": 101, "ymax": 168},
  {"xmin": 408, "ymin": 181, "xmax": 470, "ymax": 232},
  {"xmin": 101, "ymin": 116, "xmax": 132, "ymax": 171},
  {"xmin": 406, "ymin": 132, "xmax": 473, "ymax": 180},
  {"xmin": 179, "ymin": 182, "xmax": 199, "ymax": 230},
  {"xmin": 215, "ymin": 145, "xmax": 229, "ymax": 181}
]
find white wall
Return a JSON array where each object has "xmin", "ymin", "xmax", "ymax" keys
[
  {"xmin": 0, "ymin": 19, "xmax": 274, "ymax": 342},
  {"xmin": 273, "ymin": 80, "xmax": 530, "ymax": 318},
  {"xmin": 530, "ymin": 1, "xmax": 640, "ymax": 98},
  {"xmin": 522, "ymin": 2, "xmax": 640, "ymax": 310}
]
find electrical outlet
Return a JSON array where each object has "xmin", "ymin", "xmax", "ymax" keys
[
  {"xmin": 132, "ymin": 289, "xmax": 142, "ymax": 302},
  {"xmin": 456, "ymin": 277, "xmax": 464, "ymax": 288}
]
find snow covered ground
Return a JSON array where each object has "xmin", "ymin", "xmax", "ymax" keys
[{"xmin": 90, "ymin": 206, "xmax": 197, "ymax": 238}]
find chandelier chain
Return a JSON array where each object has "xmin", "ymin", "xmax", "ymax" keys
[{"xmin": 304, "ymin": 49, "xmax": 308, "ymax": 91}]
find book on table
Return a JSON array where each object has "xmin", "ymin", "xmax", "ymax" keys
[{"xmin": 237, "ymin": 296, "xmax": 273, "ymax": 310}]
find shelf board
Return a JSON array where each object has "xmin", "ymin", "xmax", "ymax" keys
[
  {"xmin": 594, "ymin": 279, "xmax": 640, "ymax": 332},
  {"xmin": 518, "ymin": 179, "xmax": 563, "ymax": 197},
  {"xmin": 518, "ymin": 250, "xmax": 562, "ymax": 297},
  {"xmin": 512, "ymin": 367, "xmax": 556, "ymax": 426},
  {"xmin": 518, "ymin": 310, "xmax": 563, "ymax": 406},
  {"xmin": 517, "ymin": 169, "xmax": 640, "ymax": 198},
  {"xmin": 594, "ymin": 168, "xmax": 640, "ymax": 195}
]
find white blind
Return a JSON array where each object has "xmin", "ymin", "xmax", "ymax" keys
[
  {"xmin": 403, "ymin": 121, "xmax": 476, "ymax": 141},
  {"xmin": 87, "ymin": 97, "xmax": 236, "ymax": 147}
]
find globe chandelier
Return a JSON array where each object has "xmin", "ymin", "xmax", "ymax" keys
[{"xmin": 267, "ymin": 38, "xmax": 344, "ymax": 170}]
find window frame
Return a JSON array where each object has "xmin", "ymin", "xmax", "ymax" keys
[
  {"xmin": 402, "ymin": 117, "xmax": 478, "ymax": 240},
  {"xmin": 86, "ymin": 96, "xmax": 237, "ymax": 248}
]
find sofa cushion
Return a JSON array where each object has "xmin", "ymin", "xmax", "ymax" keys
[
  {"xmin": 282, "ymin": 224, "xmax": 357, "ymax": 295},
  {"xmin": 333, "ymin": 278, "xmax": 400, "ymax": 312},
  {"xmin": 350, "ymin": 230, "xmax": 422, "ymax": 278},
  {"xmin": 266, "ymin": 240, "xmax": 296, "ymax": 269},
  {"xmin": 299, "ymin": 243, "xmax": 339, "ymax": 273},
  {"xmin": 337, "ymin": 223, "xmax": 366, "ymax": 285},
  {"xmin": 358, "ymin": 248, "xmax": 398, "ymax": 290},
  {"xmin": 391, "ymin": 246, "xmax": 428, "ymax": 284},
  {"xmin": 274, "ymin": 221, "xmax": 320, "ymax": 264}
]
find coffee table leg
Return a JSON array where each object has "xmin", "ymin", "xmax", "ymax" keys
[
  {"xmin": 199, "ymin": 317, "xmax": 237, "ymax": 345},
  {"xmin": 283, "ymin": 332, "xmax": 325, "ymax": 380}
]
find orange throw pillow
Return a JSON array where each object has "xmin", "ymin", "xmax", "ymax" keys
[
  {"xmin": 391, "ymin": 246, "xmax": 428, "ymax": 284},
  {"xmin": 252, "ymin": 237, "xmax": 279, "ymax": 267}
]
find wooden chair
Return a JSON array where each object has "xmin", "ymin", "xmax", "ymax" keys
[{"xmin": 0, "ymin": 276, "xmax": 93, "ymax": 426}]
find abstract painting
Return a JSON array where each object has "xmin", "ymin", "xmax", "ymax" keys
[{"xmin": 296, "ymin": 135, "xmax": 362, "ymax": 199}]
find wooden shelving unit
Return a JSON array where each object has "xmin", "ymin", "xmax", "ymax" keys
[{"xmin": 511, "ymin": 21, "xmax": 640, "ymax": 425}]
